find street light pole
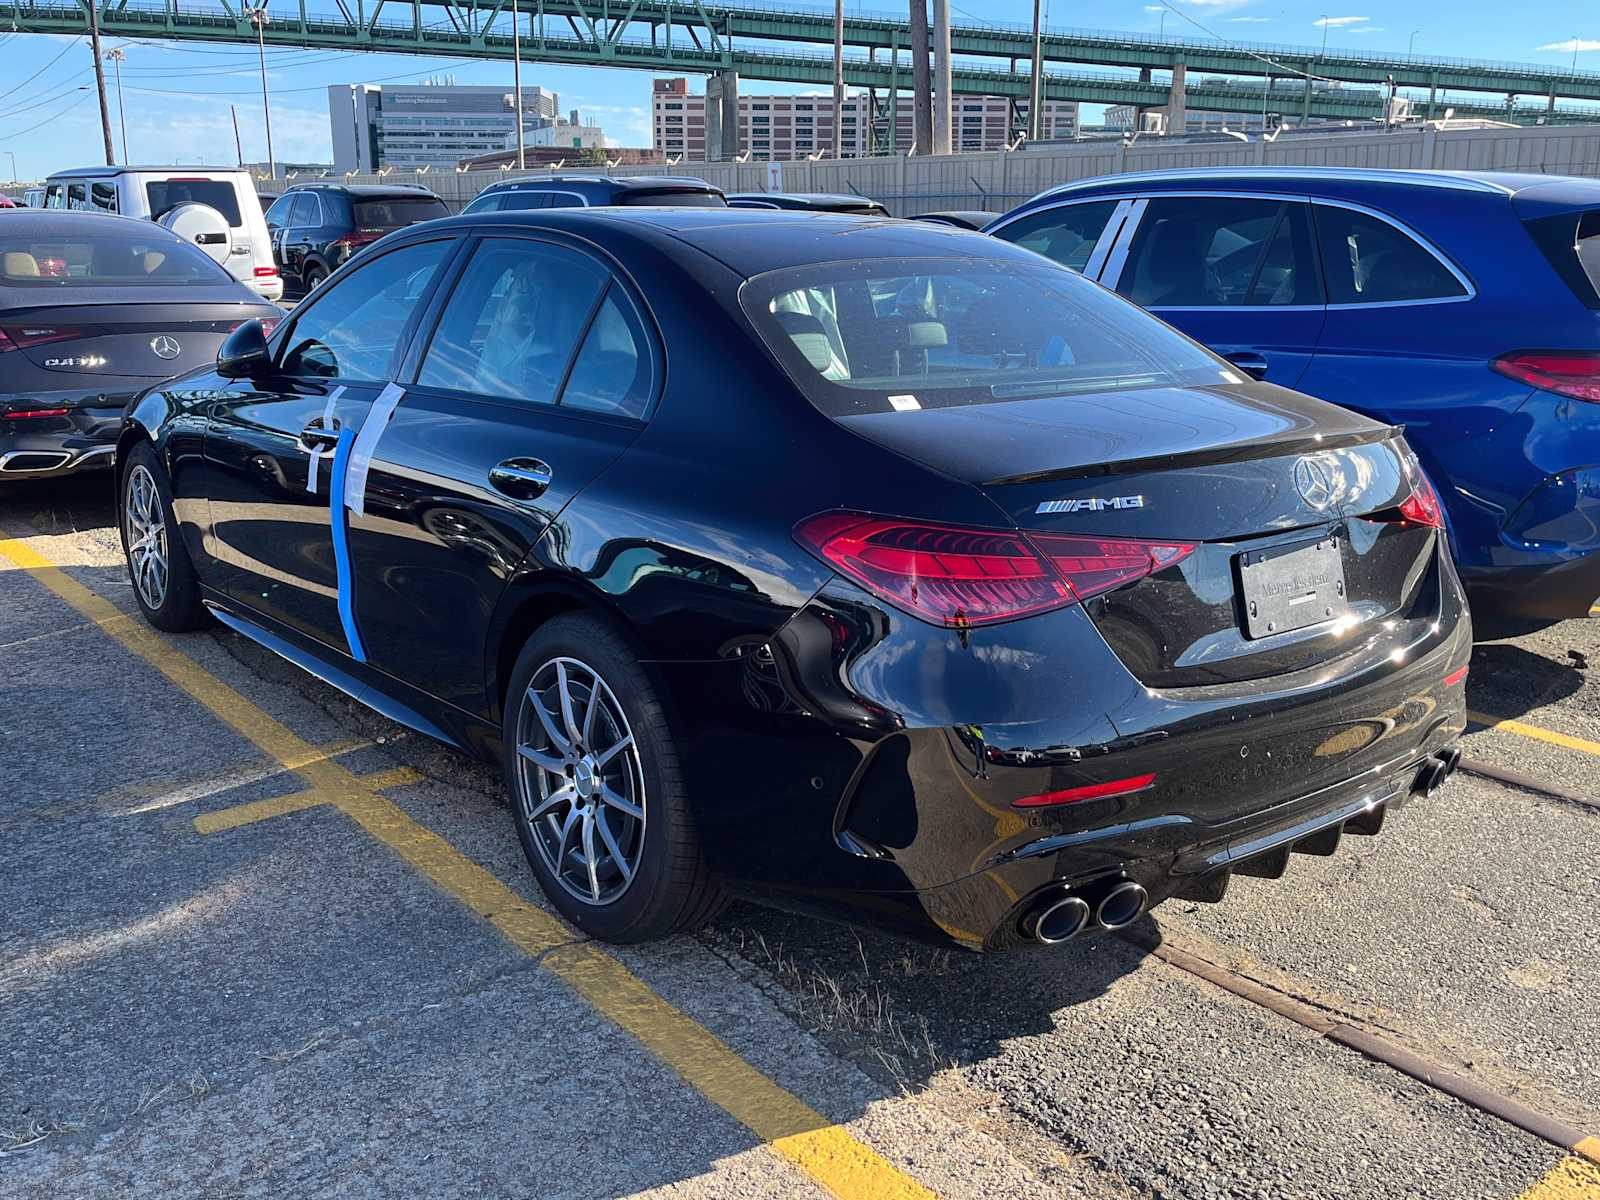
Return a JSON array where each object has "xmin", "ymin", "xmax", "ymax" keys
[
  {"xmin": 5, "ymin": 152, "xmax": 16, "ymax": 185},
  {"xmin": 1027, "ymin": 0, "xmax": 1042, "ymax": 141},
  {"xmin": 105, "ymin": 47, "xmax": 128, "ymax": 164},
  {"xmin": 1408, "ymin": 29, "xmax": 1420, "ymax": 55},
  {"xmin": 245, "ymin": 4, "xmax": 277, "ymax": 180},
  {"xmin": 512, "ymin": 0, "xmax": 525, "ymax": 169},
  {"xmin": 1320, "ymin": 15, "xmax": 1329, "ymax": 58},
  {"xmin": 86, "ymin": 1, "xmax": 116, "ymax": 166},
  {"xmin": 831, "ymin": 0, "xmax": 844, "ymax": 158}
]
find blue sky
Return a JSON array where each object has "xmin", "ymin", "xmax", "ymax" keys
[{"xmin": 3, "ymin": 0, "xmax": 1599, "ymax": 181}]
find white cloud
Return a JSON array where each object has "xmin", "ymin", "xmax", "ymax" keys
[
  {"xmin": 1177, "ymin": 0, "xmax": 1250, "ymax": 8},
  {"xmin": 1538, "ymin": 38, "xmax": 1600, "ymax": 53},
  {"xmin": 1227, "ymin": 15, "xmax": 1272, "ymax": 21},
  {"xmin": 568, "ymin": 100, "xmax": 650, "ymax": 145},
  {"xmin": 1346, "ymin": 25, "xmax": 1385, "ymax": 34},
  {"xmin": 1313, "ymin": 14, "xmax": 1369, "ymax": 25},
  {"xmin": 1143, "ymin": 5, "xmax": 1165, "ymax": 11}
]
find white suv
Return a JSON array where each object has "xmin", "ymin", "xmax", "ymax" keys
[{"xmin": 43, "ymin": 166, "xmax": 283, "ymax": 302}]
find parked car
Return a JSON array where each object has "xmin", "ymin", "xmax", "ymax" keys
[
  {"xmin": 0, "ymin": 195, "xmax": 16, "ymax": 210},
  {"xmin": 727, "ymin": 192, "xmax": 890, "ymax": 216},
  {"xmin": 989, "ymin": 166, "xmax": 1600, "ymax": 624},
  {"xmin": 43, "ymin": 166, "xmax": 282, "ymax": 303},
  {"xmin": 117, "ymin": 209, "xmax": 1467, "ymax": 949},
  {"xmin": 910, "ymin": 210, "xmax": 995, "ymax": 230},
  {"xmin": 0, "ymin": 211, "xmax": 279, "ymax": 483},
  {"xmin": 264, "ymin": 183, "xmax": 449, "ymax": 297},
  {"xmin": 461, "ymin": 175, "xmax": 726, "ymax": 214},
  {"xmin": 22, "ymin": 188, "xmax": 45, "ymax": 209}
]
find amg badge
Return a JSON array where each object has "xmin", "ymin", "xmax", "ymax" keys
[{"xmin": 1035, "ymin": 495, "xmax": 1145, "ymax": 515}]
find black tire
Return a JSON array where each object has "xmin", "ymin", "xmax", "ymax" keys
[
  {"xmin": 119, "ymin": 442, "xmax": 206, "ymax": 632},
  {"xmin": 302, "ymin": 264, "xmax": 326, "ymax": 292},
  {"xmin": 503, "ymin": 613, "xmax": 723, "ymax": 943}
]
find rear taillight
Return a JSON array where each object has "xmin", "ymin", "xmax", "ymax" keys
[
  {"xmin": 1395, "ymin": 473, "xmax": 1445, "ymax": 529},
  {"xmin": 0, "ymin": 325, "xmax": 87, "ymax": 350},
  {"xmin": 1444, "ymin": 665, "xmax": 1468, "ymax": 686},
  {"xmin": 1491, "ymin": 350, "xmax": 1600, "ymax": 402},
  {"xmin": 3, "ymin": 408, "xmax": 69, "ymax": 419},
  {"xmin": 228, "ymin": 317, "xmax": 281, "ymax": 337},
  {"xmin": 37, "ymin": 257, "xmax": 66, "ymax": 277},
  {"xmin": 329, "ymin": 231, "xmax": 382, "ymax": 253},
  {"xmin": 254, "ymin": 265, "xmax": 279, "ymax": 278},
  {"xmin": 794, "ymin": 511, "xmax": 1195, "ymax": 628}
]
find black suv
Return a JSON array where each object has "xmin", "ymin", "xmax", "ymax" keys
[
  {"xmin": 265, "ymin": 184, "xmax": 449, "ymax": 295},
  {"xmin": 461, "ymin": 175, "xmax": 726, "ymax": 214}
]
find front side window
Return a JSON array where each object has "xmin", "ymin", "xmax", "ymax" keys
[
  {"xmin": 278, "ymin": 239, "xmax": 451, "ymax": 380},
  {"xmin": 993, "ymin": 200, "xmax": 1117, "ymax": 274},
  {"xmin": 417, "ymin": 238, "xmax": 608, "ymax": 404},
  {"xmin": 742, "ymin": 256, "xmax": 1233, "ymax": 417},
  {"xmin": 264, "ymin": 194, "xmax": 294, "ymax": 226},
  {"xmin": 1118, "ymin": 197, "xmax": 1317, "ymax": 307},
  {"xmin": 1313, "ymin": 204, "xmax": 1468, "ymax": 304},
  {"xmin": 67, "ymin": 183, "xmax": 87, "ymax": 211}
]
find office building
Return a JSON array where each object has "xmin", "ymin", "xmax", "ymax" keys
[
  {"xmin": 652, "ymin": 77, "xmax": 1078, "ymax": 161},
  {"xmin": 329, "ymin": 82, "xmax": 563, "ymax": 172}
]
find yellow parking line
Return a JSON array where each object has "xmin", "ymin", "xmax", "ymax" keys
[
  {"xmin": 1468, "ymin": 710, "xmax": 1600, "ymax": 760},
  {"xmin": 194, "ymin": 767, "xmax": 425, "ymax": 834},
  {"xmin": 1516, "ymin": 1154, "xmax": 1600, "ymax": 1199},
  {"xmin": 0, "ymin": 532, "xmax": 937, "ymax": 1200}
]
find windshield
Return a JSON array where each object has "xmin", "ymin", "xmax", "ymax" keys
[
  {"xmin": 0, "ymin": 231, "xmax": 236, "ymax": 287},
  {"xmin": 740, "ymin": 257, "xmax": 1238, "ymax": 416},
  {"xmin": 145, "ymin": 179, "xmax": 243, "ymax": 226},
  {"xmin": 353, "ymin": 196, "xmax": 450, "ymax": 229}
]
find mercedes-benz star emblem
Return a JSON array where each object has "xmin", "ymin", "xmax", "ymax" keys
[
  {"xmin": 150, "ymin": 335, "xmax": 181, "ymax": 361},
  {"xmin": 1293, "ymin": 455, "xmax": 1340, "ymax": 511}
]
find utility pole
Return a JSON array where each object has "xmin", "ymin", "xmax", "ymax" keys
[
  {"xmin": 512, "ymin": 0, "xmax": 525, "ymax": 169},
  {"xmin": 86, "ymin": 2, "xmax": 116, "ymax": 166},
  {"xmin": 1027, "ymin": 0, "xmax": 1043, "ymax": 141},
  {"xmin": 831, "ymin": 0, "xmax": 844, "ymax": 158},
  {"xmin": 909, "ymin": 0, "xmax": 931, "ymax": 154},
  {"xmin": 231, "ymin": 105, "xmax": 244, "ymax": 165},
  {"xmin": 245, "ymin": 4, "xmax": 276, "ymax": 179},
  {"xmin": 105, "ymin": 47, "xmax": 128, "ymax": 164},
  {"xmin": 931, "ymin": 0, "xmax": 952, "ymax": 153}
]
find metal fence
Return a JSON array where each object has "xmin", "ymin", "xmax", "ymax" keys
[{"xmin": 11, "ymin": 122, "xmax": 1600, "ymax": 215}]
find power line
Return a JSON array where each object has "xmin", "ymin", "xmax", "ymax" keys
[
  {"xmin": 0, "ymin": 35, "xmax": 84, "ymax": 105},
  {"xmin": 0, "ymin": 90, "xmax": 92, "ymax": 139}
]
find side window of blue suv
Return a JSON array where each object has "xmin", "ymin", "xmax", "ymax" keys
[
  {"xmin": 1117, "ymin": 197, "xmax": 1319, "ymax": 308},
  {"xmin": 1312, "ymin": 205, "xmax": 1468, "ymax": 305}
]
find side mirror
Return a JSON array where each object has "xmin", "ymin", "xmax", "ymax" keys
[{"xmin": 218, "ymin": 319, "xmax": 271, "ymax": 379}]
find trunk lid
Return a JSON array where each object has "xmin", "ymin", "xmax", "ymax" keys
[
  {"xmin": 3, "ymin": 301, "xmax": 276, "ymax": 380},
  {"xmin": 839, "ymin": 383, "xmax": 1440, "ymax": 685}
]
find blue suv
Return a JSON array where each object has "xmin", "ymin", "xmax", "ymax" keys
[{"xmin": 990, "ymin": 167, "xmax": 1600, "ymax": 624}]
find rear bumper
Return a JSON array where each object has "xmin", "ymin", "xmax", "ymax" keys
[
  {"xmin": 0, "ymin": 400, "xmax": 123, "ymax": 481},
  {"xmin": 684, "ymin": 543, "xmax": 1471, "ymax": 950}
]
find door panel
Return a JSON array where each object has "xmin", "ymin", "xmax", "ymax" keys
[
  {"xmin": 204, "ymin": 236, "xmax": 457, "ymax": 651},
  {"xmin": 1109, "ymin": 195, "xmax": 1326, "ymax": 389},
  {"xmin": 345, "ymin": 234, "xmax": 655, "ymax": 712}
]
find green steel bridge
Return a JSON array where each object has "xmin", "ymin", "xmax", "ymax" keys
[{"xmin": 8, "ymin": 0, "xmax": 1600, "ymax": 125}]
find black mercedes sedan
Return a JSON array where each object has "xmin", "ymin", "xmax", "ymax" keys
[
  {"xmin": 1, "ymin": 211, "xmax": 280, "ymax": 483},
  {"xmin": 115, "ymin": 208, "xmax": 1469, "ymax": 950}
]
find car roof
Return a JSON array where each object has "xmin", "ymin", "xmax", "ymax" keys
[
  {"xmin": 420, "ymin": 207, "xmax": 1024, "ymax": 278},
  {"xmin": 482, "ymin": 175, "xmax": 718, "ymax": 193},
  {"xmin": 0, "ymin": 210, "xmax": 182, "ymax": 236},
  {"xmin": 46, "ymin": 166, "xmax": 252, "ymax": 179},
  {"xmin": 728, "ymin": 192, "xmax": 883, "ymax": 207},
  {"xmin": 1024, "ymin": 166, "xmax": 1600, "ymax": 205}
]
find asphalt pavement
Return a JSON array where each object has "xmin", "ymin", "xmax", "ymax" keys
[{"xmin": 2, "ymin": 472, "xmax": 1596, "ymax": 1200}]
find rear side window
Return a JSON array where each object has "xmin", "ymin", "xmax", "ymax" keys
[
  {"xmin": 1523, "ymin": 209, "xmax": 1600, "ymax": 309},
  {"xmin": 417, "ymin": 238, "xmax": 608, "ymax": 404},
  {"xmin": 561, "ymin": 285, "xmax": 655, "ymax": 420},
  {"xmin": 993, "ymin": 201, "xmax": 1117, "ymax": 273},
  {"xmin": 145, "ymin": 179, "xmax": 243, "ymax": 226},
  {"xmin": 278, "ymin": 239, "xmax": 451, "ymax": 380},
  {"xmin": 1118, "ymin": 197, "xmax": 1318, "ymax": 307},
  {"xmin": 1313, "ymin": 205, "xmax": 1467, "ymax": 304},
  {"xmin": 353, "ymin": 196, "xmax": 449, "ymax": 229},
  {"xmin": 90, "ymin": 182, "xmax": 117, "ymax": 213}
]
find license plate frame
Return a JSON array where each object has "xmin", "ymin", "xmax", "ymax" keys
[{"xmin": 1237, "ymin": 532, "xmax": 1351, "ymax": 639}]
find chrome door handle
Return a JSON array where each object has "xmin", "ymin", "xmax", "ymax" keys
[
  {"xmin": 298, "ymin": 419, "xmax": 340, "ymax": 452},
  {"xmin": 489, "ymin": 458, "xmax": 553, "ymax": 500}
]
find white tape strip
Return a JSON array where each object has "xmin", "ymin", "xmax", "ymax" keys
[
  {"xmin": 343, "ymin": 381, "xmax": 405, "ymax": 518},
  {"xmin": 306, "ymin": 385, "xmax": 345, "ymax": 494}
]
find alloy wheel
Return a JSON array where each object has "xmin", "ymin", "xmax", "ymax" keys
[
  {"xmin": 125, "ymin": 464, "xmax": 169, "ymax": 611},
  {"xmin": 515, "ymin": 656, "xmax": 647, "ymax": 906}
]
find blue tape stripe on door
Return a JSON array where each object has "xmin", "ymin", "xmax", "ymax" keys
[{"xmin": 328, "ymin": 427, "xmax": 368, "ymax": 664}]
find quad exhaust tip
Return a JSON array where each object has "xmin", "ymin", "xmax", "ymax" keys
[
  {"xmin": 1413, "ymin": 746, "xmax": 1463, "ymax": 798},
  {"xmin": 1095, "ymin": 881, "xmax": 1149, "ymax": 931},
  {"xmin": 1021, "ymin": 879, "xmax": 1150, "ymax": 944},
  {"xmin": 1021, "ymin": 895, "xmax": 1092, "ymax": 945}
]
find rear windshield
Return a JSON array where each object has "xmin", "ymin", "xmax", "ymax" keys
[
  {"xmin": 145, "ymin": 179, "xmax": 243, "ymax": 226},
  {"xmin": 618, "ymin": 190, "xmax": 726, "ymax": 208},
  {"xmin": 353, "ymin": 197, "xmax": 450, "ymax": 228},
  {"xmin": 0, "ymin": 231, "xmax": 235, "ymax": 286},
  {"xmin": 740, "ymin": 256, "xmax": 1235, "ymax": 417}
]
